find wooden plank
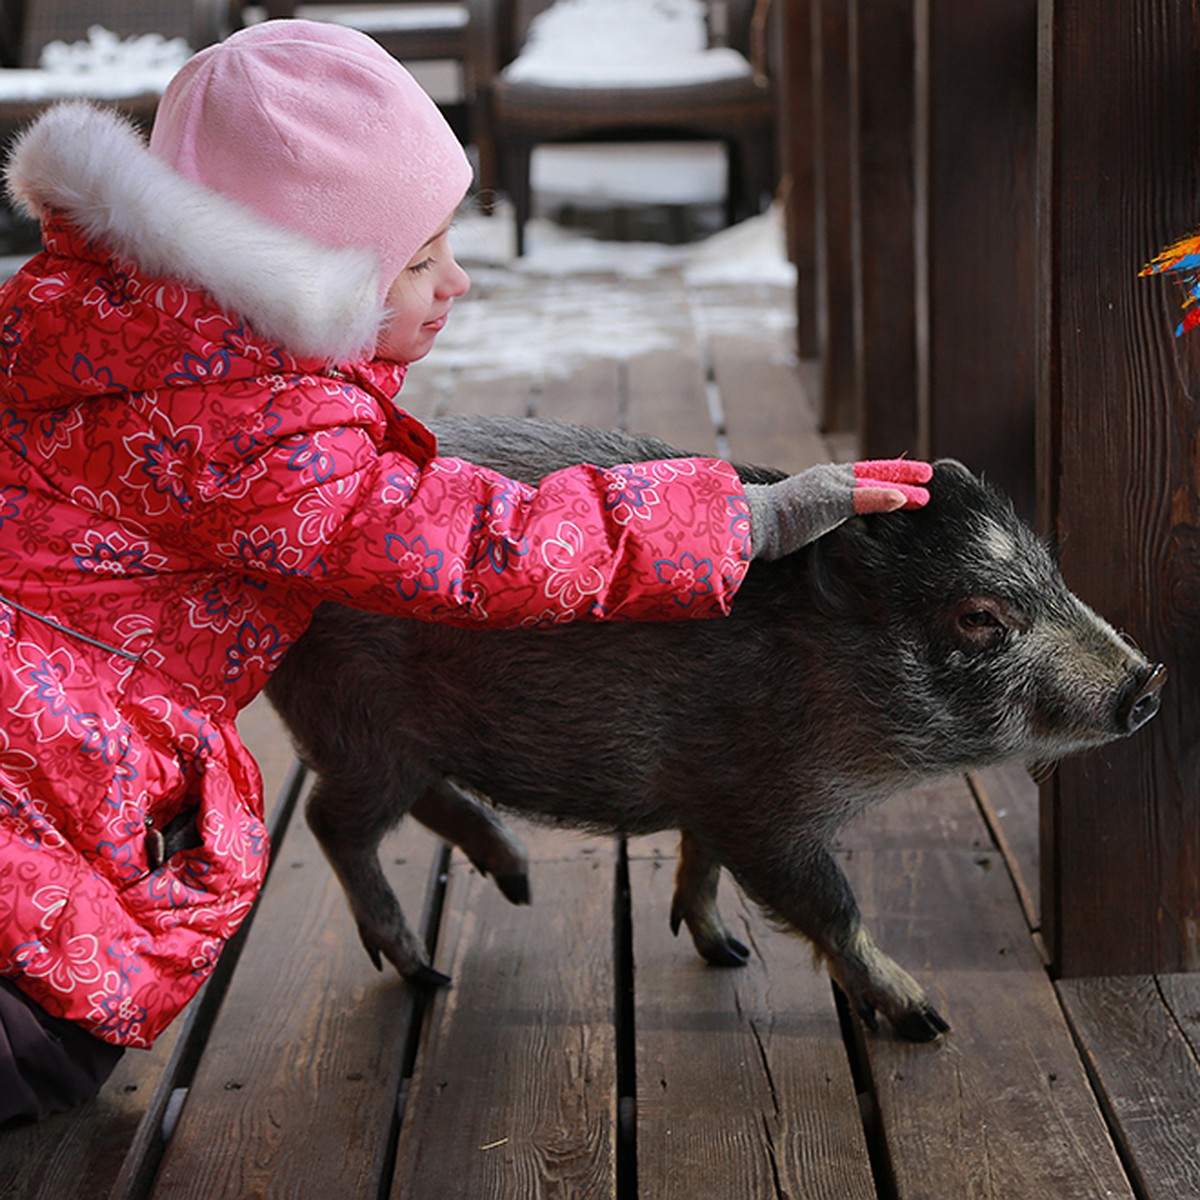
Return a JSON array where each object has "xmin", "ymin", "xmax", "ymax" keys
[
  {"xmin": 1038, "ymin": 0, "xmax": 1200, "ymax": 977},
  {"xmin": 534, "ymin": 355, "xmax": 622, "ymax": 429},
  {"xmin": 851, "ymin": 0, "xmax": 920, "ymax": 459},
  {"xmin": 623, "ymin": 343, "xmax": 714, "ymax": 453},
  {"xmin": 236, "ymin": 693, "xmax": 298, "ymax": 817},
  {"xmin": 917, "ymin": 0, "xmax": 1038, "ymax": 520},
  {"xmin": 148, "ymin": 813, "xmax": 445, "ymax": 1198},
  {"xmin": 1058, "ymin": 975, "xmax": 1200, "ymax": 1198},
  {"xmin": 391, "ymin": 367, "xmax": 449, "ymax": 422},
  {"xmin": 392, "ymin": 826, "xmax": 619, "ymax": 1199},
  {"xmin": 1160, "ymin": 972, "xmax": 1200, "ymax": 1060},
  {"xmin": 839, "ymin": 776, "xmax": 1134, "ymax": 1199},
  {"xmin": 0, "ymin": 698, "xmax": 305, "ymax": 1200},
  {"xmin": 969, "ymin": 763, "xmax": 1040, "ymax": 933},
  {"xmin": 434, "ymin": 369, "xmax": 535, "ymax": 423},
  {"xmin": 628, "ymin": 835, "xmax": 875, "ymax": 1200},
  {"xmin": 709, "ymin": 331, "xmax": 829, "ymax": 473},
  {"xmin": 0, "ymin": 1030, "xmax": 186, "ymax": 1200}
]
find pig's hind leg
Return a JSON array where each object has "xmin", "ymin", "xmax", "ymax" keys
[
  {"xmin": 669, "ymin": 830, "xmax": 752, "ymax": 967},
  {"xmin": 306, "ymin": 776, "xmax": 450, "ymax": 988},
  {"xmin": 410, "ymin": 779, "xmax": 531, "ymax": 905},
  {"xmin": 308, "ymin": 773, "xmax": 532, "ymax": 989}
]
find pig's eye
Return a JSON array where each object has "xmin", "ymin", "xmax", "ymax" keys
[
  {"xmin": 951, "ymin": 597, "xmax": 1015, "ymax": 646},
  {"xmin": 960, "ymin": 609, "xmax": 1000, "ymax": 630}
]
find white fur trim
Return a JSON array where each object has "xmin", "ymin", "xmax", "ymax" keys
[{"xmin": 5, "ymin": 102, "xmax": 388, "ymax": 363}]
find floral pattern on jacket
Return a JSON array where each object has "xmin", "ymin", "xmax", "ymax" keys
[{"xmin": 0, "ymin": 213, "xmax": 751, "ymax": 1046}]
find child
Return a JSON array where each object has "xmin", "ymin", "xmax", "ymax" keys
[{"xmin": 0, "ymin": 19, "xmax": 931, "ymax": 1122}]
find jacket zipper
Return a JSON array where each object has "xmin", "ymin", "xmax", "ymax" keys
[{"xmin": 0, "ymin": 589, "xmax": 142, "ymax": 662}]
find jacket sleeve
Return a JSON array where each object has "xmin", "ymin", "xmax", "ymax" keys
[{"xmin": 189, "ymin": 381, "xmax": 752, "ymax": 626}]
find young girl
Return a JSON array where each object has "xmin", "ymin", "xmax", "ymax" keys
[{"xmin": 0, "ymin": 19, "xmax": 931, "ymax": 1122}]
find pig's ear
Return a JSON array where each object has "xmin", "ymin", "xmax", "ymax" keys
[
  {"xmin": 930, "ymin": 458, "xmax": 979, "ymax": 497},
  {"xmin": 806, "ymin": 519, "xmax": 878, "ymax": 619}
]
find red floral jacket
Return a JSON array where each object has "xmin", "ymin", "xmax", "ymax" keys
[{"xmin": 0, "ymin": 211, "xmax": 751, "ymax": 1046}]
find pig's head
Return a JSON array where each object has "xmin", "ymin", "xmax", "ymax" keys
[{"xmin": 798, "ymin": 459, "xmax": 1165, "ymax": 773}]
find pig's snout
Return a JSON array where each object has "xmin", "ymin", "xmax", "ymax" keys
[{"xmin": 1117, "ymin": 662, "xmax": 1167, "ymax": 734}]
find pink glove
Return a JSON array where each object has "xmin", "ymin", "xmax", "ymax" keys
[
  {"xmin": 744, "ymin": 459, "xmax": 933, "ymax": 560},
  {"xmin": 851, "ymin": 459, "xmax": 934, "ymax": 512}
]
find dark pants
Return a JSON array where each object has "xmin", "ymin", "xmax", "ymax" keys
[{"xmin": 0, "ymin": 978, "xmax": 125, "ymax": 1124}]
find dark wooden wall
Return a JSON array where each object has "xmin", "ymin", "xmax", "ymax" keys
[
  {"xmin": 1038, "ymin": 0, "xmax": 1200, "ymax": 978},
  {"xmin": 850, "ymin": 0, "xmax": 918, "ymax": 459},
  {"xmin": 784, "ymin": 0, "xmax": 1200, "ymax": 977}
]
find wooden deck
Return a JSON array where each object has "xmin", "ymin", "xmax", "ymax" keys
[{"xmin": 2, "ymin": 242, "xmax": 1199, "ymax": 1199}]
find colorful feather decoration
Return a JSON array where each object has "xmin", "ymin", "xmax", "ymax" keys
[{"xmin": 1140, "ymin": 226, "xmax": 1200, "ymax": 336}]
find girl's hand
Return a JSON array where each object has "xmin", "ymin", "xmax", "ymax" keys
[{"xmin": 744, "ymin": 459, "xmax": 933, "ymax": 561}]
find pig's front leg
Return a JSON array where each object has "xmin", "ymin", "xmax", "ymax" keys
[
  {"xmin": 306, "ymin": 782, "xmax": 448, "ymax": 988},
  {"xmin": 739, "ymin": 844, "xmax": 950, "ymax": 1042},
  {"xmin": 669, "ymin": 829, "xmax": 751, "ymax": 966}
]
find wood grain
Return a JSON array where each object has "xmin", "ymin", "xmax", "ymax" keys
[
  {"xmin": 851, "ymin": 0, "xmax": 920, "ymax": 460},
  {"xmin": 628, "ymin": 836, "xmax": 875, "ymax": 1200},
  {"xmin": 392, "ymin": 827, "xmax": 619, "ymax": 1200},
  {"xmin": 148, "ymin": 816, "xmax": 444, "ymax": 1199},
  {"xmin": 812, "ymin": 0, "xmax": 859, "ymax": 433},
  {"xmin": 1058, "ymin": 975, "xmax": 1200, "ymax": 1198},
  {"xmin": 841, "ymin": 775, "xmax": 1133, "ymax": 1199},
  {"xmin": 536, "ymin": 355, "xmax": 623, "ymax": 430},
  {"xmin": 917, "ymin": 0, "xmax": 1038, "ymax": 519},
  {"xmin": 707, "ymin": 330, "xmax": 827, "ymax": 472},
  {"xmin": 0, "ymin": 698, "xmax": 307, "ymax": 1200},
  {"xmin": 775, "ymin": 0, "xmax": 819, "ymax": 360},
  {"xmin": 1038, "ymin": 0, "xmax": 1200, "ymax": 977},
  {"xmin": 623, "ymin": 344, "xmax": 711, "ymax": 452},
  {"xmin": 968, "ymin": 763, "xmax": 1040, "ymax": 933}
]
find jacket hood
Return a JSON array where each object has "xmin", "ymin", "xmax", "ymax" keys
[{"xmin": 5, "ymin": 101, "xmax": 389, "ymax": 363}]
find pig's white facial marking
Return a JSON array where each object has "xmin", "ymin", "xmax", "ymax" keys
[{"xmin": 979, "ymin": 517, "xmax": 1019, "ymax": 565}]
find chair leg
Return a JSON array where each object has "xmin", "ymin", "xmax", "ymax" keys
[
  {"xmin": 731, "ymin": 132, "xmax": 774, "ymax": 224},
  {"xmin": 724, "ymin": 139, "xmax": 741, "ymax": 226},
  {"xmin": 505, "ymin": 139, "xmax": 534, "ymax": 257},
  {"xmin": 475, "ymin": 131, "xmax": 499, "ymax": 215}
]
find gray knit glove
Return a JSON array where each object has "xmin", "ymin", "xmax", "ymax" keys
[{"xmin": 744, "ymin": 459, "xmax": 933, "ymax": 560}]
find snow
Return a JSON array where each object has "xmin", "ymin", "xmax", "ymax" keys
[
  {"xmin": 290, "ymin": 5, "xmax": 468, "ymax": 33},
  {"xmin": 502, "ymin": 0, "xmax": 751, "ymax": 87},
  {"xmin": 531, "ymin": 141, "xmax": 727, "ymax": 208},
  {"xmin": 0, "ymin": 17, "xmax": 796, "ymax": 383},
  {"xmin": 400, "ymin": 201, "xmax": 796, "ymax": 384},
  {"xmin": 449, "ymin": 198, "xmax": 794, "ymax": 287},
  {"xmin": 0, "ymin": 26, "xmax": 189, "ymax": 102}
]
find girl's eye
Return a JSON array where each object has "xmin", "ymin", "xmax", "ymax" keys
[{"xmin": 409, "ymin": 258, "xmax": 434, "ymax": 275}]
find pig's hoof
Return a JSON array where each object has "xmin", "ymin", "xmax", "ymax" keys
[
  {"xmin": 699, "ymin": 935, "xmax": 751, "ymax": 968},
  {"xmin": 893, "ymin": 1006, "xmax": 950, "ymax": 1042},
  {"xmin": 406, "ymin": 964, "xmax": 452, "ymax": 990},
  {"xmin": 495, "ymin": 872, "xmax": 531, "ymax": 905}
]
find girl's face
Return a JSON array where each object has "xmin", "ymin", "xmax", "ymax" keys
[{"xmin": 376, "ymin": 217, "xmax": 470, "ymax": 364}]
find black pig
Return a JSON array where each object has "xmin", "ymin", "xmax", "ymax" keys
[{"xmin": 265, "ymin": 417, "xmax": 1165, "ymax": 1041}]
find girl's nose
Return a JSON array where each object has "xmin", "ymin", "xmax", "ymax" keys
[{"xmin": 443, "ymin": 257, "xmax": 470, "ymax": 300}]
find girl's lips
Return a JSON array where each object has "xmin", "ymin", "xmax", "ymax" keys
[{"xmin": 423, "ymin": 312, "xmax": 449, "ymax": 333}]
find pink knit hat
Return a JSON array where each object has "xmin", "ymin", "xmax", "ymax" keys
[{"xmin": 149, "ymin": 19, "xmax": 473, "ymax": 296}]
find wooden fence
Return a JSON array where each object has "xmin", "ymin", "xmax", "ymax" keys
[{"xmin": 779, "ymin": 0, "xmax": 1200, "ymax": 979}]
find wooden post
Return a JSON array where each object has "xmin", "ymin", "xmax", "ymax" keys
[
  {"xmin": 1038, "ymin": 0, "xmax": 1200, "ymax": 976},
  {"xmin": 812, "ymin": 0, "xmax": 858, "ymax": 433},
  {"xmin": 916, "ymin": 0, "xmax": 1038, "ymax": 519},
  {"xmin": 850, "ymin": 0, "xmax": 919, "ymax": 458},
  {"xmin": 776, "ymin": 0, "xmax": 818, "ymax": 360}
]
